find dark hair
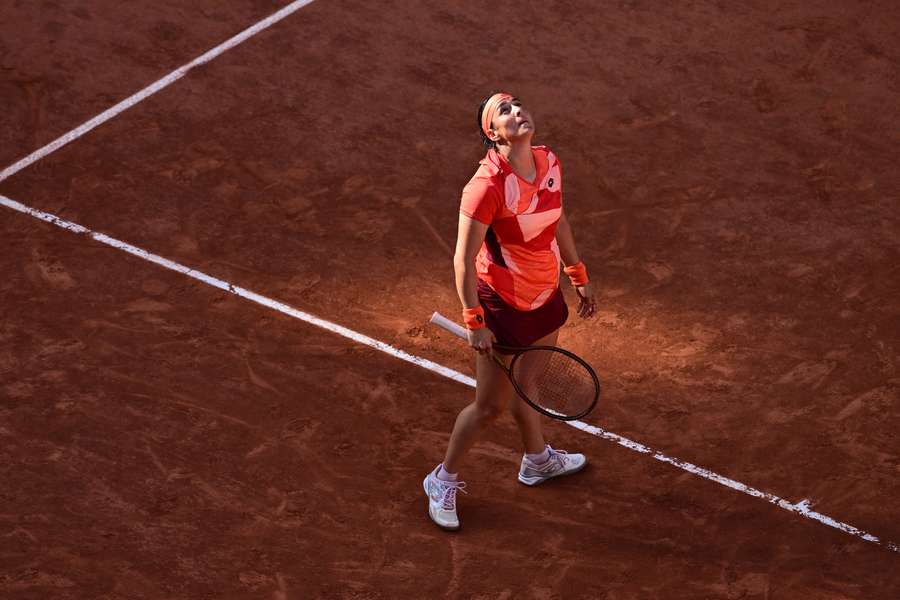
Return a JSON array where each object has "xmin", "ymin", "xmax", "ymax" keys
[{"xmin": 477, "ymin": 93, "xmax": 499, "ymax": 149}]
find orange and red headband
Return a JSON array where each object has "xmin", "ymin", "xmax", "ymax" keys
[{"xmin": 481, "ymin": 92, "xmax": 514, "ymax": 138}]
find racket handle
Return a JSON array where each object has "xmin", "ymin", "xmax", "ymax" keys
[{"xmin": 429, "ymin": 311, "xmax": 468, "ymax": 340}]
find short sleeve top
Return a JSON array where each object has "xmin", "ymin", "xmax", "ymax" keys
[{"xmin": 459, "ymin": 146, "xmax": 563, "ymax": 311}]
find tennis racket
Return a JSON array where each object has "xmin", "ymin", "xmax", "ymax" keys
[{"xmin": 429, "ymin": 311, "xmax": 600, "ymax": 421}]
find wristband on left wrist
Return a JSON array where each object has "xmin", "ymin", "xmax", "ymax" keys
[{"xmin": 563, "ymin": 261, "xmax": 589, "ymax": 287}]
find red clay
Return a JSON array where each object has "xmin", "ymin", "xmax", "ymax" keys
[{"xmin": 2, "ymin": 1, "xmax": 899, "ymax": 598}]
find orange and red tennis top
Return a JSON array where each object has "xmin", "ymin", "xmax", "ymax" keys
[{"xmin": 460, "ymin": 146, "xmax": 563, "ymax": 311}]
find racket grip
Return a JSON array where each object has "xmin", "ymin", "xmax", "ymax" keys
[{"xmin": 429, "ymin": 311, "xmax": 469, "ymax": 340}]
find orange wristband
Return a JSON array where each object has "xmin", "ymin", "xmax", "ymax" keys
[
  {"xmin": 563, "ymin": 261, "xmax": 589, "ymax": 286},
  {"xmin": 462, "ymin": 306, "xmax": 486, "ymax": 330}
]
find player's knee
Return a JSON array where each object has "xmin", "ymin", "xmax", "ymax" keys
[{"xmin": 475, "ymin": 401, "xmax": 505, "ymax": 424}]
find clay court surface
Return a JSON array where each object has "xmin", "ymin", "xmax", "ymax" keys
[{"xmin": 2, "ymin": 1, "xmax": 899, "ymax": 598}]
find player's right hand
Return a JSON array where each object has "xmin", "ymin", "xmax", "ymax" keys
[{"xmin": 467, "ymin": 327, "xmax": 495, "ymax": 354}]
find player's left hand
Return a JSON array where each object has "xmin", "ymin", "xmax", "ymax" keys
[{"xmin": 575, "ymin": 283, "xmax": 596, "ymax": 319}]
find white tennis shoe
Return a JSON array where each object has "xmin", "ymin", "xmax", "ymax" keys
[
  {"xmin": 518, "ymin": 445, "xmax": 587, "ymax": 486},
  {"xmin": 423, "ymin": 465, "xmax": 467, "ymax": 531}
]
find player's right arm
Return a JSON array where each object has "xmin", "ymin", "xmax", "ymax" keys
[{"xmin": 454, "ymin": 214, "xmax": 494, "ymax": 353}]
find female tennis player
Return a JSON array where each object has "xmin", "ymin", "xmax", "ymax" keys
[{"xmin": 424, "ymin": 92, "xmax": 597, "ymax": 530}]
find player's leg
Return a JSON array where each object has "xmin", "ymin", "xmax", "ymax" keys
[
  {"xmin": 507, "ymin": 327, "xmax": 559, "ymax": 454},
  {"xmin": 509, "ymin": 328, "xmax": 588, "ymax": 486},
  {"xmin": 442, "ymin": 350, "xmax": 515, "ymax": 473},
  {"xmin": 424, "ymin": 350, "xmax": 514, "ymax": 530}
]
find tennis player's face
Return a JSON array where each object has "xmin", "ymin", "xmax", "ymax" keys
[{"xmin": 492, "ymin": 98, "xmax": 534, "ymax": 144}]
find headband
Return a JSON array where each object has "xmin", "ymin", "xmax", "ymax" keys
[{"xmin": 481, "ymin": 92, "xmax": 514, "ymax": 138}]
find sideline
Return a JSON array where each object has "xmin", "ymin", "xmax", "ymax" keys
[
  {"xmin": 1, "ymin": 192, "xmax": 897, "ymax": 555},
  {"xmin": 0, "ymin": 0, "xmax": 317, "ymax": 183}
]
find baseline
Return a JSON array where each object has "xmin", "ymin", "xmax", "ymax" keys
[{"xmin": 2, "ymin": 193, "xmax": 897, "ymax": 555}]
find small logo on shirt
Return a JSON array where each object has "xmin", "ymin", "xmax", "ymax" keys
[{"xmin": 547, "ymin": 178, "xmax": 555, "ymax": 188}]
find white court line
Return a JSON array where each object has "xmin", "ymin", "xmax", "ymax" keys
[
  {"xmin": 1, "ymin": 193, "xmax": 897, "ymax": 555},
  {"xmin": 0, "ymin": 0, "xmax": 896, "ymax": 553},
  {"xmin": 0, "ymin": 0, "xmax": 317, "ymax": 183}
]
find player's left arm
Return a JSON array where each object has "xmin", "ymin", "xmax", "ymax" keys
[{"xmin": 556, "ymin": 210, "xmax": 596, "ymax": 319}]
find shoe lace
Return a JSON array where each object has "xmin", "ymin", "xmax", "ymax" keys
[
  {"xmin": 438, "ymin": 480, "xmax": 467, "ymax": 510},
  {"xmin": 551, "ymin": 449, "xmax": 570, "ymax": 469}
]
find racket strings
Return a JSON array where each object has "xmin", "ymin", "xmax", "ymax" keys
[{"xmin": 511, "ymin": 348, "xmax": 597, "ymax": 417}]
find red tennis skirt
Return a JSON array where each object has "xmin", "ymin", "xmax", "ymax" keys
[{"xmin": 477, "ymin": 279, "xmax": 568, "ymax": 351}]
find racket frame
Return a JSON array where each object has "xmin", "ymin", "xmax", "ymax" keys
[{"xmin": 429, "ymin": 311, "xmax": 599, "ymax": 421}]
